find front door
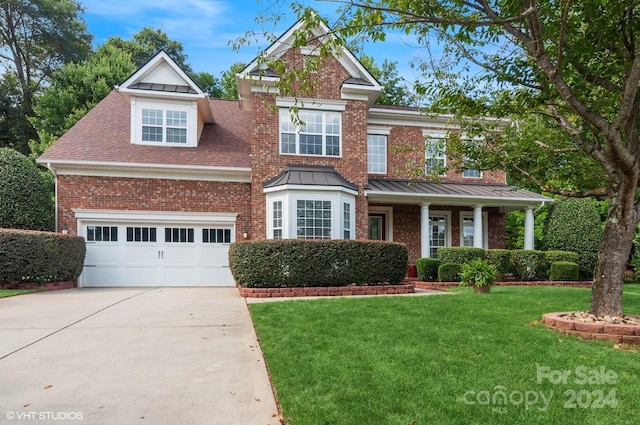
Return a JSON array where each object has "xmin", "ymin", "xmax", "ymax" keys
[{"xmin": 369, "ymin": 214, "xmax": 386, "ymax": 240}]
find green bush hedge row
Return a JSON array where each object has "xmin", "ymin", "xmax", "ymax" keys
[
  {"xmin": 0, "ymin": 229, "xmax": 86, "ymax": 283},
  {"xmin": 420, "ymin": 247, "xmax": 582, "ymax": 282},
  {"xmin": 549, "ymin": 261, "xmax": 580, "ymax": 281},
  {"xmin": 229, "ymin": 240, "xmax": 408, "ymax": 288},
  {"xmin": 438, "ymin": 263, "xmax": 463, "ymax": 282}
]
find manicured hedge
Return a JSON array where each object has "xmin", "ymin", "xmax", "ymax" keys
[
  {"xmin": 416, "ymin": 258, "xmax": 441, "ymax": 281},
  {"xmin": 0, "ymin": 229, "xmax": 86, "ymax": 283},
  {"xmin": 511, "ymin": 249, "xmax": 546, "ymax": 281},
  {"xmin": 438, "ymin": 263, "xmax": 463, "ymax": 282},
  {"xmin": 544, "ymin": 250, "xmax": 580, "ymax": 267},
  {"xmin": 437, "ymin": 247, "xmax": 486, "ymax": 264},
  {"xmin": 549, "ymin": 261, "xmax": 580, "ymax": 281},
  {"xmin": 486, "ymin": 249, "xmax": 513, "ymax": 277},
  {"xmin": 228, "ymin": 240, "xmax": 408, "ymax": 288}
]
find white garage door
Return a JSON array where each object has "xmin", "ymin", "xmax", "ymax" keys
[{"xmin": 77, "ymin": 212, "xmax": 237, "ymax": 287}]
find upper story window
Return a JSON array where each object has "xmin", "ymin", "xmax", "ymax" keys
[
  {"xmin": 367, "ymin": 134, "xmax": 387, "ymax": 174},
  {"xmin": 425, "ymin": 135, "xmax": 447, "ymax": 177},
  {"xmin": 132, "ymin": 98, "xmax": 196, "ymax": 147},
  {"xmin": 463, "ymin": 168, "xmax": 482, "ymax": 178},
  {"xmin": 279, "ymin": 109, "xmax": 341, "ymax": 157}
]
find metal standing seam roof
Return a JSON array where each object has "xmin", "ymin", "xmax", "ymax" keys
[
  {"xmin": 263, "ymin": 165, "xmax": 358, "ymax": 191},
  {"xmin": 366, "ymin": 179, "xmax": 551, "ymax": 202},
  {"xmin": 128, "ymin": 82, "xmax": 198, "ymax": 94}
]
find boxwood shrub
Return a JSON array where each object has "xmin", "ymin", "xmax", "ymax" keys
[
  {"xmin": 416, "ymin": 258, "xmax": 441, "ymax": 281},
  {"xmin": 0, "ymin": 229, "xmax": 86, "ymax": 283},
  {"xmin": 228, "ymin": 240, "xmax": 408, "ymax": 288},
  {"xmin": 549, "ymin": 261, "xmax": 580, "ymax": 281},
  {"xmin": 544, "ymin": 250, "xmax": 580, "ymax": 267},
  {"xmin": 486, "ymin": 249, "xmax": 513, "ymax": 277},
  {"xmin": 438, "ymin": 263, "xmax": 463, "ymax": 282},
  {"xmin": 511, "ymin": 249, "xmax": 546, "ymax": 281},
  {"xmin": 437, "ymin": 247, "xmax": 486, "ymax": 264}
]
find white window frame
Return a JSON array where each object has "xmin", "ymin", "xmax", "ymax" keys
[
  {"xmin": 131, "ymin": 98, "xmax": 197, "ymax": 147},
  {"xmin": 429, "ymin": 210, "xmax": 452, "ymax": 258},
  {"xmin": 367, "ymin": 133, "xmax": 388, "ymax": 174},
  {"xmin": 463, "ymin": 168, "xmax": 482, "ymax": 179},
  {"xmin": 423, "ymin": 130, "xmax": 447, "ymax": 177},
  {"xmin": 459, "ymin": 212, "xmax": 489, "ymax": 249},
  {"xmin": 265, "ymin": 189, "xmax": 355, "ymax": 240},
  {"xmin": 278, "ymin": 106, "xmax": 343, "ymax": 157}
]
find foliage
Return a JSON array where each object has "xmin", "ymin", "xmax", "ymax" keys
[
  {"xmin": 229, "ymin": 240, "xmax": 408, "ymax": 287},
  {"xmin": 31, "ymin": 44, "xmax": 136, "ymax": 155},
  {"xmin": 549, "ymin": 261, "xmax": 580, "ymax": 282},
  {"xmin": 416, "ymin": 258, "xmax": 440, "ymax": 281},
  {"xmin": 105, "ymin": 27, "xmax": 189, "ymax": 70},
  {"xmin": 0, "ymin": 228, "xmax": 85, "ymax": 283},
  {"xmin": 459, "ymin": 259, "xmax": 498, "ymax": 287},
  {"xmin": 505, "ymin": 205, "xmax": 549, "ymax": 250},
  {"xmin": 0, "ymin": 148, "xmax": 53, "ymax": 230},
  {"xmin": 0, "ymin": 0, "xmax": 91, "ymax": 153},
  {"xmin": 358, "ymin": 54, "xmax": 412, "ymax": 105},
  {"xmin": 436, "ymin": 247, "xmax": 485, "ymax": 265},
  {"xmin": 486, "ymin": 249, "xmax": 513, "ymax": 277},
  {"xmin": 544, "ymin": 251, "xmax": 580, "ymax": 269},
  {"xmin": 544, "ymin": 197, "xmax": 601, "ymax": 279},
  {"xmin": 219, "ymin": 63, "xmax": 245, "ymax": 99},
  {"xmin": 437, "ymin": 263, "xmax": 462, "ymax": 282},
  {"xmin": 510, "ymin": 250, "xmax": 546, "ymax": 281}
]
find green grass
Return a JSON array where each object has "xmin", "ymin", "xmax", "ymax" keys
[
  {"xmin": 249, "ymin": 286, "xmax": 640, "ymax": 425},
  {"xmin": 0, "ymin": 289, "xmax": 38, "ymax": 298}
]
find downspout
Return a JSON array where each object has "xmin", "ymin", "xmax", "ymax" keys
[{"xmin": 46, "ymin": 162, "xmax": 58, "ymax": 232}]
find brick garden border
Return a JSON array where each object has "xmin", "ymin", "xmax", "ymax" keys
[
  {"xmin": 413, "ymin": 280, "xmax": 592, "ymax": 290},
  {"xmin": 542, "ymin": 312, "xmax": 640, "ymax": 344},
  {"xmin": 239, "ymin": 283, "xmax": 415, "ymax": 298},
  {"xmin": 0, "ymin": 280, "xmax": 77, "ymax": 291}
]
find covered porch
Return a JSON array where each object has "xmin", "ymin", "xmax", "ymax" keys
[{"xmin": 365, "ymin": 179, "xmax": 552, "ymax": 262}]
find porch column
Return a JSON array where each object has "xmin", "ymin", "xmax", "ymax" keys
[
  {"xmin": 524, "ymin": 207, "xmax": 535, "ymax": 250},
  {"xmin": 421, "ymin": 203, "xmax": 431, "ymax": 258},
  {"xmin": 473, "ymin": 205, "xmax": 483, "ymax": 248}
]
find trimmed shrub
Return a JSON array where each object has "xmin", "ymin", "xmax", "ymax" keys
[
  {"xmin": 544, "ymin": 251, "xmax": 580, "ymax": 267},
  {"xmin": 0, "ymin": 229, "xmax": 85, "ymax": 283},
  {"xmin": 416, "ymin": 258, "xmax": 441, "ymax": 281},
  {"xmin": 229, "ymin": 240, "xmax": 408, "ymax": 288},
  {"xmin": 0, "ymin": 148, "xmax": 54, "ymax": 231},
  {"xmin": 486, "ymin": 249, "xmax": 513, "ymax": 277},
  {"xmin": 543, "ymin": 197, "xmax": 601, "ymax": 279},
  {"xmin": 438, "ymin": 263, "xmax": 463, "ymax": 282},
  {"xmin": 549, "ymin": 261, "xmax": 580, "ymax": 281},
  {"xmin": 437, "ymin": 247, "xmax": 486, "ymax": 264},
  {"xmin": 511, "ymin": 250, "xmax": 546, "ymax": 281}
]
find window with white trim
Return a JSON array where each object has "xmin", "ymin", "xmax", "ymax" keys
[
  {"xmin": 425, "ymin": 137, "xmax": 447, "ymax": 176},
  {"xmin": 367, "ymin": 134, "xmax": 387, "ymax": 174},
  {"xmin": 126, "ymin": 226, "xmax": 157, "ymax": 242},
  {"xmin": 296, "ymin": 200, "xmax": 332, "ymax": 239},
  {"xmin": 202, "ymin": 228, "xmax": 231, "ymax": 244},
  {"xmin": 461, "ymin": 216, "xmax": 475, "ymax": 247},
  {"xmin": 273, "ymin": 200, "xmax": 283, "ymax": 239},
  {"xmin": 430, "ymin": 215, "xmax": 448, "ymax": 258},
  {"xmin": 343, "ymin": 202, "xmax": 351, "ymax": 239},
  {"xmin": 86, "ymin": 226, "xmax": 118, "ymax": 242},
  {"xmin": 142, "ymin": 108, "xmax": 187, "ymax": 144},
  {"xmin": 165, "ymin": 227, "xmax": 194, "ymax": 243},
  {"xmin": 463, "ymin": 168, "xmax": 482, "ymax": 178},
  {"xmin": 279, "ymin": 109, "xmax": 341, "ymax": 156},
  {"xmin": 459, "ymin": 212, "xmax": 488, "ymax": 248}
]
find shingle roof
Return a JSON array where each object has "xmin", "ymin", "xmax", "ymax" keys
[
  {"xmin": 128, "ymin": 82, "xmax": 198, "ymax": 94},
  {"xmin": 264, "ymin": 165, "xmax": 358, "ymax": 191},
  {"xmin": 366, "ymin": 179, "xmax": 551, "ymax": 204},
  {"xmin": 38, "ymin": 92, "xmax": 250, "ymax": 168}
]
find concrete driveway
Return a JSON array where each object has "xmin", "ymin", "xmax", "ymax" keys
[{"xmin": 0, "ymin": 288, "xmax": 279, "ymax": 425}]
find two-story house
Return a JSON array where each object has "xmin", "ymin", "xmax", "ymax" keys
[{"xmin": 37, "ymin": 18, "xmax": 549, "ymax": 287}]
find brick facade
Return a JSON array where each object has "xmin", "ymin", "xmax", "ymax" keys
[{"xmin": 56, "ymin": 175, "xmax": 251, "ymax": 239}]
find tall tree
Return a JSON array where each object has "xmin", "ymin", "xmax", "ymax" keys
[
  {"xmin": 106, "ymin": 27, "xmax": 191, "ymax": 71},
  {"xmin": 0, "ymin": 0, "xmax": 91, "ymax": 153},
  {"xmin": 219, "ymin": 63, "xmax": 246, "ymax": 99},
  {"xmin": 244, "ymin": 2, "xmax": 640, "ymax": 316},
  {"xmin": 30, "ymin": 44, "xmax": 136, "ymax": 157},
  {"xmin": 359, "ymin": 54, "xmax": 411, "ymax": 105}
]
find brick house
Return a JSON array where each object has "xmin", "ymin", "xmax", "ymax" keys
[{"xmin": 37, "ymin": 19, "xmax": 549, "ymax": 287}]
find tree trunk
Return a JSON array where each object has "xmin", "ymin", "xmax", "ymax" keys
[{"xmin": 590, "ymin": 178, "xmax": 639, "ymax": 317}]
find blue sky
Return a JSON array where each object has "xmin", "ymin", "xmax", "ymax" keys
[{"xmin": 79, "ymin": 0, "xmax": 429, "ymax": 82}]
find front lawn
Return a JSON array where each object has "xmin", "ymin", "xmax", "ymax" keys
[
  {"xmin": 249, "ymin": 286, "xmax": 640, "ymax": 425},
  {"xmin": 0, "ymin": 289, "xmax": 37, "ymax": 298}
]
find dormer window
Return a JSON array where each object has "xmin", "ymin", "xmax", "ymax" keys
[{"xmin": 132, "ymin": 99, "xmax": 196, "ymax": 147}]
